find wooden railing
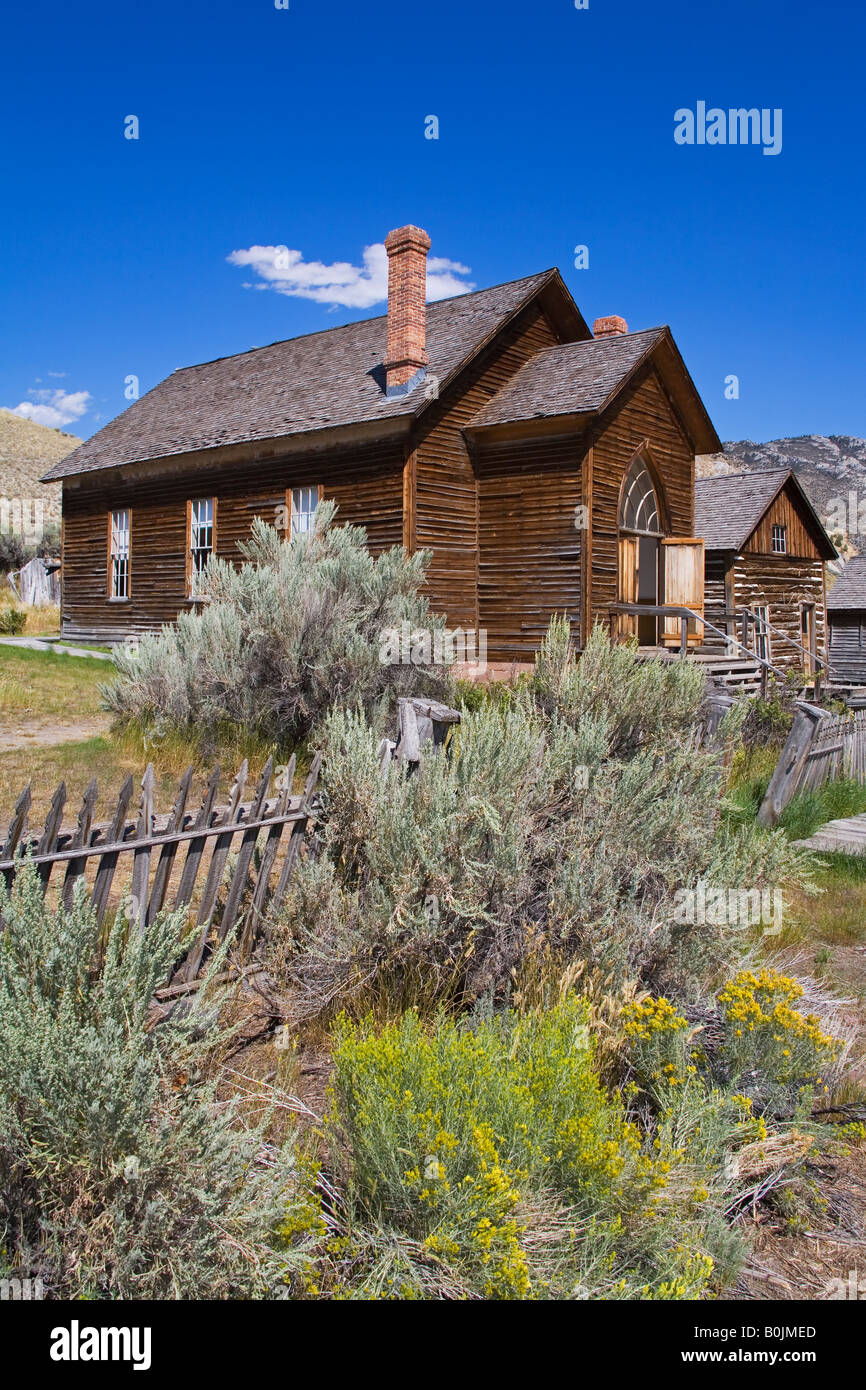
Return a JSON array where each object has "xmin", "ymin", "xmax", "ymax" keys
[{"xmin": 0, "ymin": 752, "xmax": 321, "ymax": 980}]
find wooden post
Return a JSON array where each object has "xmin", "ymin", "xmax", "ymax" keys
[
  {"xmin": 680, "ymin": 615, "xmax": 688, "ymax": 657},
  {"xmin": 757, "ymin": 702, "xmax": 827, "ymax": 826}
]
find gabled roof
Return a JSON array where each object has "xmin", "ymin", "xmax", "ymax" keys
[
  {"xmin": 466, "ymin": 326, "xmax": 721, "ymax": 453},
  {"xmin": 694, "ymin": 468, "xmax": 836, "ymax": 558},
  {"xmin": 42, "ymin": 271, "xmax": 588, "ymax": 482},
  {"xmin": 827, "ymin": 556, "xmax": 866, "ymax": 612}
]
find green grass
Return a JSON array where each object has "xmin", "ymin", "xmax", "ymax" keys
[
  {"xmin": 777, "ymin": 779, "xmax": 866, "ymax": 842},
  {"xmin": 0, "ymin": 644, "xmax": 107, "ymax": 721}
]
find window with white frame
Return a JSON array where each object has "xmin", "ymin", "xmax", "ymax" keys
[
  {"xmin": 109, "ymin": 508, "xmax": 130, "ymax": 599},
  {"xmin": 189, "ymin": 498, "xmax": 215, "ymax": 596},
  {"xmin": 772, "ymin": 524, "xmax": 787, "ymax": 554},
  {"xmin": 290, "ymin": 486, "xmax": 319, "ymax": 537}
]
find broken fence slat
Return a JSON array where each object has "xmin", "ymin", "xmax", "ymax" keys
[
  {"xmin": 37, "ymin": 781, "xmax": 66, "ymax": 894},
  {"xmin": 130, "ymin": 764, "xmax": 156, "ymax": 936},
  {"xmin": 243, "ymin": 755, "xmax": 295, "ymax": 953},
  {"xmin": 180, "ymin": 761, "xmax": 250, "ymax": 982},
  {"xmin": 174, "ymin": 766, "xmax": 221, "ymax": 910},
  {"xmin": 90, "ymin": 774, "xmax": 134, "ymax": 922},
  {"xmin": 270, "ymin": 752, "xmax": 322, "ymax": 915},
  {"xmin": 145, "ymin": 766, "xmax": 193, "ymax": 927},
  {"xmin": 218, "ymin": 756, "xmax": 274, "ymax": 943},
  {"xmin": 60, "ymin": 779, "xmax": 98, "ymax": 911}
]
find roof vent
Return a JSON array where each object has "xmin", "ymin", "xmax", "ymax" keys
[
  {"xmin": 593, "ymin": 315, "xmax": 629, "ymax": 338},
  {"xmin": 384, "ymin": 225, "xmax": 431, "ymax": 397}
]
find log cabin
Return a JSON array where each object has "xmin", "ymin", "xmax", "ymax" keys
[
  {"xmin": 694, "ymin": 469, "xmax": 836, "ymax": 676},
  {"xmin": 827, "ymin": 556, "xmax": 866, "ymax": 687},
  {"xmin": 42, "ymin": 223, "xmax": 724, "ymax": 667}
]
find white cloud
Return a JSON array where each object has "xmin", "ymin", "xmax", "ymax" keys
[
  {"xmin": 6, "ymin": 387, "xmax": 92, "ymax": 429},
  {"xmin": 227, "ymin": 240, "xmax": 474, "ymax": 309}
]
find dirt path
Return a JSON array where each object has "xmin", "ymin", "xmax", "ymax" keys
[{"xmin": 0, "ymin": 716, "xmax": 111, "ymax": 752}]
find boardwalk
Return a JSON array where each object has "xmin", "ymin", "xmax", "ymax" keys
[{"xmin": 795, "ymin": 813, "xmax": 866, "ymax": 855}]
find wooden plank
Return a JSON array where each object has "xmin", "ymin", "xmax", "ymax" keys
[
  {"xmin": 758, "ymin": 703, "xmax": 827, "ymax": 826},
  {"xmin": 181, "ymin": 761, "xmax": 249, "ymax": 979},
  {"xmin": 145, "ymin": 766, "xmax": 193, "ymax": 926},
  {"xmin": 217, "ymin": 757, "xmax": 273, "ymax": 942},
  {"xmin": 60, "ymin": 779, "xmax": 98, "ymax": 910},
  {"xmin": 2, "ymin": 785, "xmax": 31, "ymax": 862},
  {"xmin": 243, "ymin": 755, "xmax": 295, "ymax": 952},
  {"xmin": 36, "ymin": 781, "xmax": 67, "ymax": 894},
  {"xmin": 271, "ymin": 752, "xmax": 322, "ymax": 914},
  {"xmin": 90, "ymin": 774, "xmax": 133, "ymax": 921},
  {"xmin": 129, "ymin": 764, "xmax": 155, "ymax": 935},
  {"xmin": 174, "ymin": 766, "xmax": 221, "ymax": 909}
]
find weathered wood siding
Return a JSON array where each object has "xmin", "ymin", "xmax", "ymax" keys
[
  {"xmin": 60, "ymin": 439, "xmax": 405, "ymax": 639},
  {"xmin": 476, "ymin": 434, "xmax": 584, "ymax": 660},
  {"xmin": 731, "ymin": 555, "xmax": 827, "ymax": 673},
  {"xmin": 744, "ymin": 488, "xmax": 824, "ymax": 561},
  {"xmin": 588, "ymin": 366, "xmax": 695, "ymax": 629},
  {"xmin": 412, "ymin": 302, "xmax": 561, "ymax": 631},
  {"xmin": 829, "ymin": 614, "xmax": 866, "ymax": 684}
]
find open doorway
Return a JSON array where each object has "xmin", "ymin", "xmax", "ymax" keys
[{"xmin": 618, "ymin": 455, "xmax": 663, "ymax": 644}]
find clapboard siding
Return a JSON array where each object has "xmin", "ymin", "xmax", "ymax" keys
[
  {"xmin": 829, "ymin": 615, "xmax": 866, "ymax": 683},
  {"xmin": 744, "ymin": 488, "xmax": 824, "ymax": 560},
  {"xmin": 477, "ymin": 434, "xmax": 584, "ymax": 660},
  {"xmin": 60, "ymin": 439, "xmax": 404, "ymax": 639},
  {"xmin": 588, "ymin": 366, "xmax": 695, "ymax": 628},
  {"xmin": 413, "ymin": 302, "xmax": 561, "ymax": 631}
]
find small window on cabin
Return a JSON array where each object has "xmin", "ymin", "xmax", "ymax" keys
[
  {"xmin": 291, "ymin": 486, "xmax": 319, "ymax": 537},
  {"xmin": 189, "ymin": 498, "xmax": 215, "ymax": 596},
  {"xmin": 772, "ymin": 524, "xmax": 787, "ymax": 554},
  {"xmin": 109, "ymin": 508, "xmax": 130, "ymax": 599}
]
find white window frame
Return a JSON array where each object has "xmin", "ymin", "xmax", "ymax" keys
[
  {"xmin": 772, "ymin": 524, "xmax": 787, "ymax": 554},
  {"xmin": 290, "ymin": 485, "xmax": 320, "ymax": 537},
  {"xmin": 752, "ymin": 603, "xmax": 772, "ymax": 664},
  {"xmin": 108, "ymin": 508, "xmax": 130, "ymax": 600},
  {"xmin": 188, "ymin": 497, "xmax": 215, "ymax": 597}
]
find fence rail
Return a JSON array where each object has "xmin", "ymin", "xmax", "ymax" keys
[{"xmin": 0, "ymin": 752, "xmax": 321, "ymax": 979}]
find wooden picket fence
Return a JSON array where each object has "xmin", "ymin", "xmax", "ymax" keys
[
  {"xmin": 759, "ymin": 704, "xmax": 866, "ymax": 825},
  {"xmin": 0, "ymin": 751, "xmax": 321, "ymax": 980}
]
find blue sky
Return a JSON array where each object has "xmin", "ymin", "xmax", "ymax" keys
[{"xmin": 1, "ymin": 0, "xmax": 863, "ymax": 445}]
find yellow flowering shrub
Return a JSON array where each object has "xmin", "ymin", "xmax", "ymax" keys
[
  {"xmin": 622, "ymin": 996, "xmax": 696, "ymax": 1092},
  {"xmin": 717, "ymin": 969, "xmax": 839, "ymax": 1098},
  {"xmin": 306, "ymin": 1001, "xmax": 720, "ymax": 1299}
]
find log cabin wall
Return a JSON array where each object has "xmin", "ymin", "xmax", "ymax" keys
[
  {"xmin": 731, "ymin": 555, "xmax": 827, "ymax": 673},
  {"xmin": 588, "ymin": 366, "xmax": 695, "ymax": 630},
  {"xmin": 476, "ymin": 433, "xmax": 584, "ymax": 661},
  {"xmin": 410, "ymin": 301, "xmax": 562, "ymax": 632},
  {"xmin": 702, "ymin": 552, "xmax": 730, "ymax": 651},
  {"xmin": 60, "ymin": 437, "xmax": 405, "ymax": 640}
]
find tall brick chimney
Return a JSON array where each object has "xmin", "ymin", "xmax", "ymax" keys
[
  {"xmin": 384, "ymin": 224, "xmax": 431, "ymax": 396},
  {"xmin": 593, "ymin": 315, "xmax": 629, "ymax": 339}
]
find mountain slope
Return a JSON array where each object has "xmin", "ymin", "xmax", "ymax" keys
[{"xmin": 0, "ymin": 409, "xmax": 81, "ymax": 523}]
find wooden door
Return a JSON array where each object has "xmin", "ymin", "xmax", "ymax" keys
[
  {"xmin": 661, "ymin": 538, "xmax": 705, "ymax": 646},
  {"xmin": 618, "ymin": 536, "xmax": 638, "ymax": 638}
]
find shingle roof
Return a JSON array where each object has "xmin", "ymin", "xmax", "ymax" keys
[
  {"xmin": 42, "ymin": 271, "xmax": 560, "ymax": 481},
  {"xmin": 828, "ymin": 556, "xmax": 866, "ymax": 611},
  {"xmin": 694, "ymin": 469, "xmax": 797, "ymax": 550},
  {"xmin": 467, "ymin": 328, "xmax": 667, "ymax": 427}
]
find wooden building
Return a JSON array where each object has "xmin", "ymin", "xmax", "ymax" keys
[
  {"xmin": 694, "ymin": 470, "xmax": 836, "ymax": 675},
  {"xmin": 827, "ymin": 556, "xmax": 866, "ymax": 686},
  {"xmin": 43, "ymin": 224, "xmax": 722, "ymax": 664}
]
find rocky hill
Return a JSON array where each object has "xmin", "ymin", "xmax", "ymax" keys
[
  {"xmin": 0, "ymin": 409, "xmax": 81, "ymax": 526},
  {"xmin": 697, "ymin": 435, "xmax": 866, "ymax": 557}
]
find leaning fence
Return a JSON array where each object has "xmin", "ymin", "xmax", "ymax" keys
[
  {"xmin": 758, "ymin": 704, "xmax": 866, "ymax": 825},
  {"xmin": 0, "ymin": 752, "xmax": 321, "ymax": 981}
]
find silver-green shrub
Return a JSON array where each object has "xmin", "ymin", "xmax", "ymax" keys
[
  {"xmin": 102, "ymin": 503, "xmax": 449, "ymax": 744},
  {"xmin": 0, "ymin": 861, "xmax": 308, "ymax": 1299},
  {"xmin": 269, "ymin": 622, "xmax": 811, "ymax": 1017}
]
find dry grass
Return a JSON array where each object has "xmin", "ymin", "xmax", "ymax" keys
[{"xmin": 0, "ymin": 644, "xmax": 105, "ymax": 724}]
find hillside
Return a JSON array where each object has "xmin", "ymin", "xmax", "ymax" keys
[
  {"xmin": 0, "ymin": 409, "xmax": 81, "ymax": 523},
  {"xmin": 697, "ymin": 435, "xmax": 866, "ymax": 555}
]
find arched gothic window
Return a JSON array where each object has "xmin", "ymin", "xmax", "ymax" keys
[{"xmin": 619, "ymin": 457, "xmax": 662, "ymax": 534}]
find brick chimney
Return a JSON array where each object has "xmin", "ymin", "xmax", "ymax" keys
[
  {"xmin": 593, "ymin": 315, "xmax": 629, "ymax": 338},
  {"xmin": 384, "ymin": 224, "xmax": 431, "ymax": 396}
]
